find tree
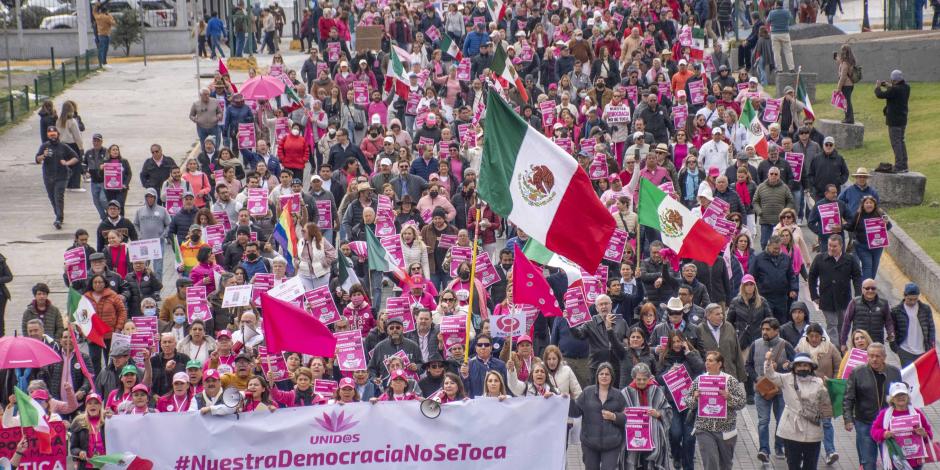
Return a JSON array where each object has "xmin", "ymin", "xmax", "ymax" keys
[{"xmin": 112, "ymin": 9, "xmax": 144, "ymax": 56}]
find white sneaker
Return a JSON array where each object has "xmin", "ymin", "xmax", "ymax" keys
[{"xmin": 67, "ymin": 188, "xmax": 87, "ymax": 192}]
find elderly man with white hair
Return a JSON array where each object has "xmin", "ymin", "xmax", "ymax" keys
[
  {"xmin": 232, "ymin": 310, "xmax": 265, "ymax": 351},
  {"xmin": 569, "ymin": 294, "xmax": 629, "ymax": 388}
]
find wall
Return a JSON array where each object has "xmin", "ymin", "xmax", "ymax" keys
[
  {"xmin": 0, "ymin": 28, "xmax": 193, "ymax": 60},
  {"xmin": 886, "ymin": 223, "xmax": 940, "ymax": 309},
  {"xmin": 791, "ymin": 30, "xmax": 940, "ymax": 82}
]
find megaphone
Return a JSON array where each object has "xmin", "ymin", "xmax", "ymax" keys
[
  {"xmin": 222, "ymin": 387, "xmax": 243, "ymax": 408},
  {"xmin": 419, "ymin": 398, "xmax": 441, "ymax": 419}
]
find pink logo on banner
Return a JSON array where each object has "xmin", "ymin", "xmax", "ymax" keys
[
  {"xmin": 103, "ymin": 161, "xmax": 123, "ymax": 190},
  {"xmin": 315, "ymin": 200, "xmax": 333, "ymax": 230},
  {"xmin": 314, "ymin": 410, "xmax": 359, "ymax": 433},
  {"xmin": 688, "ymin": 81, "xmax": 706, "ymax": 105},
  {"xmin": 165, "ymin": 187, "xmax": 183, "ymax": 215},
  {"xmin": 763, "ymin": 98, "xmax": 781, "ymax": 122},
  {"xmin": 247, "ymin": 188, "xmax": 268, "ymax": 216}
]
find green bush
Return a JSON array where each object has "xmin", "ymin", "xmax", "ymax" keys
[
  {"xmin": 19, "ymin": 5, "xmax": 53, "ymax": 29},
  {"xmin": 112, "ymin": 8, "xmax": 143, "ymax": 56}
]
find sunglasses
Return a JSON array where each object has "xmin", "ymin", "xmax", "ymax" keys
[
  {"xmin": 442, "ymin": 297, "xmax": 456, "ymax": 302},
  {"xmin": 476, "ymin": 343, "xmax": 491, "ymax": 347},
  {"xmin": 782, "ymin": 214, "xmax": 794, "ymax": 219}
]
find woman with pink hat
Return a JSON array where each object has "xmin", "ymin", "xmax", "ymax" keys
[
  {"xmin": 156, "ymin": 372, "xmax": 193, "ymax": 413},
  {"xmin": 371, "ymin": 369, "xmax": 421, "ymax": 402},
  {"xmin": 330, "ymin": 377, "xmax": 361, "ymax": 404},
  {"xmin": 70, "ymin": 393, "xmax": 106, "ymax": 468},
  {"xmin": 115, "ymin": 383, "xmax": 153, "ymax": 415}
]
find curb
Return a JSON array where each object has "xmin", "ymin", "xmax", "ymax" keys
[
  {"xmin": 7, "ymin": 54, "xmax": 193, "ymax": 67},
  {"xmin": 886, "ymin": 222, "xmax": 940, "ymax": 309}
]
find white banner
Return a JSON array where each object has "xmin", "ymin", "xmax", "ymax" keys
[{"xmin": 105, "ymin": 397, "xmax": 569, "ymax": 469}]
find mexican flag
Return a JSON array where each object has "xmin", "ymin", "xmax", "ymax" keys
[
  {"xmin": 170, "ymin": 234, "xmax": 183, "ymax": 266},
  {"xmin": 441, "ymin": 34, "xmax": 462, "ymax": 62},
  {"xmin": 479, "ymin": 93, "xmax": 615, "ymax": 271},
  {"xmin": 637, "ymin": 179, "xmax": 726, "ymax": 264},
  {"xmin": 91, "ymin": 452, "xmax": 154, "ymax": 470},
  {"xmin": 364, "ymin": 227, "xmax": 408, "ymax": 282},
  {"xmin": 491, "ymin": 42, "xmax": 528, "ymax": 102},
  {"xmin": 797, "ymin": 74, "xmax": 815, "ymax": 121},
  {"xmin": 68, "ymin": 287, "xmax": 110, "ymax": 347},
  {"xmin": 690, "ymin": 27, "xmax": 705, "ymax": 60},
  {"xmin": 523, "ymin": 238, "xmax": 582, "ymax": 288},
  {"xmin": 13, "ymin": 386, "xmax": 52, "ymax": 454},
  {"xmin": 384, "ymin": 45, "xmax": 412, "ymax": 100},
  {"xmin": 336, "ymin": 248, "xmax": 360, "ymax": 291},
  {"xmin": 486, "ymin": 0, "xmax": 506, "ymax": 22},
  {"xmin": 901, "ymin": 347, "xmax": 940, "ymax": 409},
  {"xmin": 739, "ymin": 99, "xmax": 769, "ymax": 158}
]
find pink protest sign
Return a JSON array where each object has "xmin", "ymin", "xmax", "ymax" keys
[
  {"xmin": 405, "ymin": 93, "xmax": 421, "ymax": 115},
  {"xmin": 891, "ymin": 414, "xmax": 928, "ymax": 459},
  {"xmin": 385, "ymin": 298, "xmax": 416, "ymax": 333},
  {"xmin": 865, "ymin": 218, "xmax": 890, "ymax": 248},
  {"xmin": 279, "ymin": 193, "xmax": 301, "ymax": 214},
  {"xmin": 64, "ymin": 247, "xmax": 87, "ymax": 282},
  {"xmin": 259, "ymin": 346, "xmax": 289, "ymax": 381},
  {"xmin": 251, "ymin": 273, "xmax": 275, "ymax": 307},
  {"xmin": 688, "ymin": 81, "xmax": 706, "ymax": 105},
  {"xmin": 186, "ymin": 286, "xmax": 212, "ymax": 323},
  {"xmin": 440, "ymin": 314, "xmax": 467, "ymax": 349},
  {"xmin": 449, "ymin": 246, "xmax": 472, "ymax": 276},
  {"xmin": 377, "ymin": 195, "xmax": 393, "ymax": 213},
  {"xmin": 316, "ymin": 62, "xmax": 329, "ymax": 77},
  {"xmin": 520, "ymin": 43, "xmax": 534, "ymax": 61},
  {"xmin": 437, "ymin": 234, "xmax": 457, "ymax": 249},
  {"xmin": 563, "ymin": 287, "xmax": 592, "ymax": 328},
  {"xmin": 217, "ymin": 100, "xmax": 226, "ymax": 125},
  {"xmin": 697, "ymin": 375, "xmax": 727, "ymax": 419},
  {"xmin": 348, "ymin": 241, "xmax": 367, "ymax": 258},
  {"xmin": 379, "ymin": 235, "xmax": 405, "ymax": 268},
  {"xmin": 205, "ymin": 223, "xmax": 226, "ymax": 255},
  {"xmin": 103, "ymin": 161, "xmax": 123, "ymax": 190},
  {"xmin": 703, "ymin": 55, "xmax": 716, "ymax": 74},
  {"xmin": 580, "ymin": 137, "xmax": 596, "ymax": 156},
  {"xmin": 662, "ymin": 365, "xmax": 693, "ymax": 411},
  {"xmin": 315, "ymin": 200, "xmax": 333, "ymax": 230},
  {"xmin": 165, "ymin": 187, "xmax": 183, "ymax": 215},
  {"xmin": 659, "ymin": 181, "xmax": 676, "ymax": 196},
  {"xmin": 237, "ymin": 123, "xmax": 256, "ymax": 150},
  {"xmin": 588, "ymin": 155, "xmax": 608, "ymax": 181},
  {"xmin": 456, "ymin": 59, "xmax": 471, "ymax": 81},
  {"xmin": 672, "ymin": 105, "xmax": 688, "ymax": 130},
  {"xmin": 335, "ymin": 330, "xmax": 368, "ymax": 371},
  {"xmin": 130, "ymin": 333, "xmax": 151, "ymax": 367},
  {"xmin": 763, "ymin": 98, "xmax": 781, "ymax": 122},
  {"xmin": 304, "ymin": 286, "xmax": 341, "ymax": 325},
  {"xmin": 275, "ymin": 117, "xmax": 290, "ymax": 143},
  {"xmin": 314, "ymin": 379, "xmax": 338, "ymax": 395},
  {"xmin": 712, "ymin": 217, "xmax": 737, "ymax": 241},
  {"xmin": 604, "ymin": 229, "xmax": 629, "ymax": 262},
  {"xmin": 375, "ymin": 210, "xmax": 396, "ymax": 237},
  {"xmin": 817, "ymin": 202, "xmax": 842, "ymax": 234},
  {"xmin": 736, "ymin": 82, "xmax": 749, "ymax": 92},
  {"xmin": 474, "ymin": 252, "xmax": 500, "ymax": 288},
  {"xmin": 658, "ymin": 81, "xmax": 672, "ymax": 100},
  {"xmin": 625, "ymin": 407, "xmax": 655, "ymax": 451},
  {"xmin": 327, "ymin": 42, "xmax": 341, "ymax": 62},
  {"xmin": 0, "ymin": 422, "xmax": 68, "ymax": 470},
  {"xmin": 625, "ymin": 85, "xmax": 638, "ymax": 104},
  {"xmin": 246, "ymin": 188, "xmax": 268, "ymax": 216},
  {"xmin": 784, "ymin": 152, "xmax": 804, "ymax": 181},
  {"xmin": 353, "ymin": 81, "xmax": 369, "ymax": 106},
  {"xmin": 831, "ymin": 90, "xmax": 847, "ymax": 111},
  {"xmin": 418, "ymin": 136, "xmax": 435, "ymax": 148},
  {"xmin": 425, "ymin": 25, "xmax": 441, "ymax": 42},
  {"xmin": 701, "ymin": 196, "xmax": 730, "ymax": 226},
  {"xmin": 539, "ymin": 100, "xmax": 556, "ymax": 127},
  {"xmin": 212, "ymin": 210, "xmax": 232, "ymax": 231},
  {"xmin": 213, "ymin": 169, "xmax": 225, "ymax": 185}
]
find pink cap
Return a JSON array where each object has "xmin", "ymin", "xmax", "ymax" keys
[
  {"xmin": 517, "ymin": 334, "xmax": 532, "ymax": 344},
  {"xmin": 429, "ymin": 173, "xmax": 440, "ymax": 181},
  {"xmin": 216, "ymin": 330, "xmax": 232, "ymax": 339},
  {"xmin": 172, "ymin": 372, "xmax": 189, "ymax": 384},
  {"xmin": 390, "ymin": 369, "xmax": 408, "ymax": 382},
  {"xmin": 131, "ymin": 383, "xmax": 150, "ymax": 394},
  {"xmin": 708, "ymin": 167, "xmax": 720, "ymax": 177},
  {"xmin": 741, "ymin": 274, "xmax": 756, "ymax": 284},
  {"xmin": 84, "ymin": 392, "xmax": 102, "ymax": 403},
  {"xmin": 339, "ymin": 377, "xmax": 356, "ymax": 389},
  {"xmin": 30, "ymin": 389, "xmax": 50, "ymax": 401},
  {"xmin": 204, "ymin": 369, "xmax": 221, "ymax": 380}
]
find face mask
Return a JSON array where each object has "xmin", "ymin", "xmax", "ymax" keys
[
  {"xmin": 459, "ymin": 271, "xmax": 471, "ymax": 281},
  {"xmin": 174, "ymin": 315, "xmax": 186, "ymax": 325},
  {"xmin": 429, "ymin": 191, "xmax": 439, "ymax": 198},
  {"xmin": 370, "ymin": 131, "xmax": 378, "ymax": 137},
  {"xmin": 190, "ymin": 234, "xmax": 201, "ymax": 242},
  {"xmin": 291, "ymin": 128, "xmax": 300, "ymax": 136},
  {"xmin": 247, "ymin": 253, "xmax": 259, "ymax": 261},
  {"xmin": 795, "ymin": 369, "xmax": 812, "ymax": 378},
  {"xmin": 144, "ymin": 308, "xmax": 157, "ymax": 317}
]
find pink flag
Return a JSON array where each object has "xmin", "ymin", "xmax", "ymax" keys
[
  {"xmin": 260, "ymin": 293, "xmax": 337, "ymax": 357},
  {"xmin": 511, "ymin": 245, "xmax": 563, "ymax": 317},
  {"xmin": 304, "ymin": 122, "xmax": 315, "ymax": 154}
]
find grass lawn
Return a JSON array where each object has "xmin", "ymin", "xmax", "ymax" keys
[{"xmin": 810, "ymin": 82, "xmax": 940, "ymax": 260}]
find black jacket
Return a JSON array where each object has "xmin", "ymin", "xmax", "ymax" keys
[
  {"xmin": 844, "ymin": 364, "xmax": 901, "ymax": 425},
  {"xmin": 570, "ymin": 384, "xmax": 627, "ymax": 451},
  {"xmin": 0, "ymin": 254, "xmax": 11, "ymax": 301},
  {"xmin": 807, "ymin": 198, "xmax": 851, "ymax": 238},
  {"xmin": 713, "ymin": 188, "xmax": 746, "ymax": 218},
  {"xmin": 749, "ymin": 251, "xmax": 798, "ymax": 297},
  {"xmin": 639, "ymin": 257, "xmax": 679, "ymax": 304},
  {"xmin": 150, "ymin": 352, "xmax": 191, "ymax": 396},
  {"xmin": 808, "ymin": 252, "xmax": 862, "ymax": 312},
  {"xmin": 875, "ymin": 81, "xmax": 909, "ymax": 127},
  {"xmin": 727, "ymin": 294, "xmax": 774, "ymax": 349},
  {"xmin": 125, "ymin": 269, "xmax": 163, "ymax": 317},
  {"xmin": 693, "ymin": 258, "xmax": 732, "ymax": 306},
  {"xmin": 139, "ymin": 156, "xmax": 178, "ymax": 191},
  {"xmin": 35, "ymin": 140, "xmax": 79, "ymax": 181},
  {"xmin": 807, "ymin": 151, "xmax": 849, "ymax": 198},
  {"xmin": 757, "ymin": 157, "xmax": 797, "ymax": 191},
  {"xmin": 890, "ymin": 301, "xmax": 936, "ymax": 354},
  {"xmin": 570, "ymin": 313, "xmax": 628, "ymax": 371},
  {"xmin": 96, "ymin": 217, "xmax": 139, "ymax": 252},
  {"xmin": 327, "ymin": 143, "xmax": 372, "ymax": 174}
]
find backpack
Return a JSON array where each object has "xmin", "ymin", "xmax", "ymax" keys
[{"xmin": 850, "ymin": 64, "xmax": 863, "ymax": 84}]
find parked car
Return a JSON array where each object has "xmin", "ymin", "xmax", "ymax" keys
[{"xmin": 39, "ymin": 0, "xmax": 175, "ymax": 29}]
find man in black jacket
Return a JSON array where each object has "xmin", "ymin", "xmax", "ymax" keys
[
  {"xmin": 843, "ymin": 343, "xmax": 901, "ymax": 470},
  {"xmin": 807, "ymin": 137, "xmax": 849, "ymax": 200},
  {"xmin": 749, "ymin": 235, "xmax": 799, "ymax": 323},
  {"xmin": 327, "ymin": 129, "xmax": 371, "ymax": 173},
  {"xmin": 570, "ymin": 294, "xmax": 628, "ymax": 387},
  {"xmin": 35, "ymin": 126, "xmax": 79, "ymax": 229},
  {"xmin": 96, "ymin": 201, "xmax": 139, "ymax": 252},
  {"xmin": 808, "ymin": 235, "xmax": 862, "ymax": 347},
  {"xmin": 807, "ymin": 184, "xmax": 851, "ymax": 248},
  {"xmin": 0, "ymin": 253, "xmax": 10, "ymax": 338},
  {"xmin": 874, "ymin": 70, "xmax": 910, "ymax": 173},
  {"xmin": 639, "ymin": 241, "xmax": 678, "ymax": 305},
  {"xmin": 139, "ymin": 144, "xmax": 177, "ymax": 203},
  {"xmin": 840, "ymin": 279, "xmax": 895, "ymax": 347},
  {"xmin": 890, "ymin": 283, "xmax": 936, "ymax": 367}
]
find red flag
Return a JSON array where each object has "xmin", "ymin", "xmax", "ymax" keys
[
  {"xmin": 511, "ymin": 245, "xmax": 563, "ymax": 317},
  {"xmin": 260, "ymin": 293, "xmax": 337, "ymax": 357},
  {"xmin": 68, "ymin": 324, "xmax": 96, "ymax": 394}
]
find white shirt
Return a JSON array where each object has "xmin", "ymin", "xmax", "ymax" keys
[
  {"xmin": 901, "ymin": 302, "xmax": 926, "ymax": 355},
  {"xmin": 699, "ymin": 139, "xmax": 730, "ymax": 175},
  {"xmin": 708, "ymin": 321, "xmax": 722, "ymax": 343}
]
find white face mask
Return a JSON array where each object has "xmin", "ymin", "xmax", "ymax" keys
[{"xmin": 291, "ymin": 128, "xmax": 300, "ymax": 136}]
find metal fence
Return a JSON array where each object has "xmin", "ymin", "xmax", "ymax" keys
[
  {"xmin": 8, "ymin": 0, "xmax": 179, "ymax": 30},
  {"xmin": 0, "ymin": 48, "xmax": 99, "ymax": 126}
]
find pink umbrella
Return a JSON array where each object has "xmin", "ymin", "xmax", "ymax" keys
[
  {"xmin": 0, "ymin": 336, "xmax": 61, "ymax": 369},
  {"xmin": 239, "ymin": 75, "xmax": 286, "ymax": 101}
]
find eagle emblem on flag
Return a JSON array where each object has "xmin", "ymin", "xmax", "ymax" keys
[
  {"xmin": 518, "ymin": 164, "xmax": 557, "ymax": 206},
  {"xmin": 659, "ymin": 208, "xmax": 683, "ymax": 237}
]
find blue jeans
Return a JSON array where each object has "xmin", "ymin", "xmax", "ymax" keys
[
  {"xmin": 669, "ymin": 409, "xmax": 696, "ymax": 470},
  {"xmin": 90, "ymin": 181, "xmax": 108, "ymax": 219},
  {"xmin": 754, "ymin": 56, "xmax": 768, "ymax": 86},
  {"xmin": 760, "ymin": 223, "xmax": 775, "ymax": 249},
  {"xmin": 96, "ymin": 35, "xmax": 110, "ymax": 65},
  {"xmin": 792, "ymin": 189, "xmax": 805, "ymax": 220},
  {"xmin": 822, "ymin": 417, "xmax": 835, "ymax": 454},
  {"xmin": 755, "ymin": 393, "xmax": 784, "ymax": 454},
  {"xmin": 234, "ymin": 32, "xmax": 246, "ymax": 57},
  {"xmin": 197, "ymin": 125, "xmax": 221, "ymax": 153},
  {"xmin": 209, "ymin": 35, "xmax": 225, "ymax": 58},
  {"xmin": 431, "ymin": 271, "xmax": 450, "ymax": 292},
  {"xmin": 368, "ymin": 270, "xmax": 384, "ymax": 313},
  {"xmin": 855, "ymin": 421, "xmax": 879, "ymax": 470},
  {"xmin": 854, "ymin": 244, "xmax": 883, "ymax": 281}
]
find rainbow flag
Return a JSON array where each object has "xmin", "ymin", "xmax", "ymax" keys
[{"xmin": 273, "ymin": 208, "xmax": 299, "ymax": 273}]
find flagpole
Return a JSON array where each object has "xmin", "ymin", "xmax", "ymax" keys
[
  {"xmin": 635, "ymin": 189, "xmax": 642, "ymax": 272},
  {"xmin": 463, "ymin": 202, "xmax": 483, "ymax": 364}
]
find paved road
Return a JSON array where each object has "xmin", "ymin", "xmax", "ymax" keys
[{"xmin": 0, "ymin": 46, "xmax": 937, "ymax": 469}]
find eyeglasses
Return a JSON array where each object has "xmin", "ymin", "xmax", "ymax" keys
[
  {"xmin": 781, "ymin": 214, "xmax": 794, "ymax": 219},
  {"xmin": 429, "ymin": 363, "xmax": 444, "ymax": 369},
  {"xmin": 442, "ymin": 297, "xmax": 456, "ymax": 302},
  {"xmin": 476, "ymin": 342, "xmax": 491, "ymax": 347},
  {"xmin": 824, "ymin": 143, "xmax": 834, "ymax": 147}
]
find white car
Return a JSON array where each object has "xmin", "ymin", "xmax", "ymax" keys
[{"xmin": 38, "ymin": 0, "xmax": 176, "ymax": 29}]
